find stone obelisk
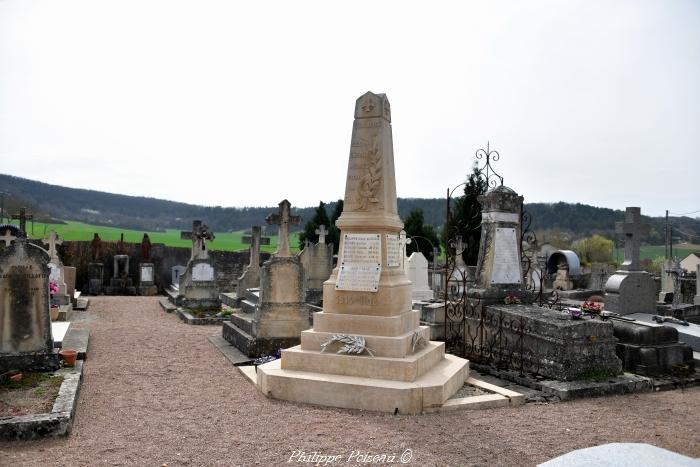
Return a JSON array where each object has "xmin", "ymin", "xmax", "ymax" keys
[{"xmin": 257, "ymin": 92, "xmax": 468, "ymax": 414}]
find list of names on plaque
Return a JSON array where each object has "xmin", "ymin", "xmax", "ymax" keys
[
  {"xmin": 336, "ymin": 233, "xmax": 382, "ymax": 292},
  {"xmin": 491, "ymin": 228, "xmax": 522, "ymax": 284},
  {"xmin": 386, "ymin": 233, "xmax": 400, "ymax": 267}
]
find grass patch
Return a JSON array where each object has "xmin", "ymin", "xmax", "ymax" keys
[
  {"xmin": 0, "ymin": 372, "xmax": 64, "ymax": 417},
  {"xmin": 18, "ymin": 220, "xmax": 300, "ymax": 253}
]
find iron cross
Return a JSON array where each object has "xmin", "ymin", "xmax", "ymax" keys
[{"xmin": 11, "ymin": 207, "xmax": 33, "ymax": 235}]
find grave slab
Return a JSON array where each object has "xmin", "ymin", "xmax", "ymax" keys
[{"xmin": 538, "ymin": 443, "xmax": 699, "ymax": 467}]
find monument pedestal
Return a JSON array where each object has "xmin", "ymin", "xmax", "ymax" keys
[
  {"xmin": 224, "ymin": 235, "xmax": 310, "ymax": 357},
  {"xmin": 257, "ymin": 92, "xmax": 467, "ymax": 413},
  {"xmin": 174, "ymin": 259, "xmax": 220, "ymax": 309}
]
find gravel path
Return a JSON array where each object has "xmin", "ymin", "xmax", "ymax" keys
[{"xmin": 1, "ymin": 296, "xmax": 698, "ymax": 466}]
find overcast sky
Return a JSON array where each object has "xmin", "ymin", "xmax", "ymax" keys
[{"xmin": 1, "ymin": 0, "xmax": 698, "ymax": 217}]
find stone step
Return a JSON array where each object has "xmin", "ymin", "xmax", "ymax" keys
[
  {"xmin": 257, "ymin": 353, "xmax": 469, "ymax": 414},
  {"xmin": 282, "ymin": 341, "xmax": 445, "ymax": 382},
  {"xmin": 230, "ymin": 312, "xmax": 255, "ymax": 335},
  {"xmin": 312, "ymin": 310, "xmax": 419, "ymax": 337},
  {"xmin": 245, "ymin": 288, "xmax": 260, "ymax": 302},
  {"xmin": 222, "ymin": 321, "xmax": 255, "ymax": 357},
  {"xmin": 61, "ymin": 328, "xmax": 90, "ymax": 360},
  {"xmin": 165, "ymin": 287, "xmax": 179, "ymax": 302},
  {"xmin": 219, "ymin": 292, "xmax": 238, "ymax": 309},
  {"xmin": 240, "ymin": 299, "xmax": 257, "ymax": 314},
  {"xmin": 300, "ymin": 326, "xmax": 431, "ymax": 358},
  {"xmin": 74, "ymin": 297, "xmax": 89, "ymax": 311},
  {"xmin": 159, "ymin": 298, "xmax": 177, "ymax": 313}
]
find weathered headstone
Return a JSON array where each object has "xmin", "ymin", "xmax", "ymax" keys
[
  {"xmin": 0, "ymin": 227, "xmax": 59, "ymax": 373},
  {"xmin": 468, "ymin": 185, "xmax": 525, "ymax": 304},
  {"xmin": 604, "ymin": 207, "xmax": 656, "ymax": 315},
  {"xmin": 236, "ymin": 226, "xmax": 270, "ymax": 298},
  {"xmin": 171, "ymin": 221, "xmax": 219, "ymax": 309},
  {"xmin": 658, "ymin": 258, "xmax": 679, "ymax": 303},
  {"xmin": 42, "ymin": 230, "xmax": 70, "ymax": 306},
  {"xmin": 137, "ymin": 233, "xmax": 157, "ymax": 295},
  {"xmin": 223, "ymin": 201, "xmax": 308, "ymax": 357},
  {"xmin": 407, "ymin": 251, "xmax": 433, "ymax": 301},
  {"xmin": 88, "ymin": 233, "xmax": 104, "ymax": 295},
  {"xmin": 257, "ymin": 92, "xmax": 468, "ymax": 413},
  {"xmin": 297, "ymin": 224, "xmax": 333, "ymax": 305}
]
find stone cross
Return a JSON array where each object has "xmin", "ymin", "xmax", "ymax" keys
[
  {"xmin": 0, "ymin": 229, "xmax": 17, "ymax": 247},
  {"xmin": 42, "ymin": 230, "xmax": 62, "ymax": 264},
  {"xmin": 11, "ymin": 207, "xmax": 33, "ymax": 234},
  {"xmin": 453, "ymin": 235, "xmax": 467, "ymax": 268},
  {"xmin": 616, "ymin": 207, "xmax": 649, "ymax": 272},
  {"xmin": 315, "ymin": 225, "xmax": 328, "ymax": 244},
  {"xmin": 181, "ymin": 220, "xmax": 215, "ymax": 260},
  {"xmin": 265, "ymin": 199, "xmax": 301, "ymax": 258},
  {"xmin": 242, "ymin": 226, "xmax": 270, "ymax": 268}
]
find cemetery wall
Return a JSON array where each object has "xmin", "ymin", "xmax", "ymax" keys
[{"xmin": 47, "ymin": 241, "xmax": 267, "ymax": 293}]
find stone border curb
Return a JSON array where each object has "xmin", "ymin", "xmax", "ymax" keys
[
  {"xmin": 0, "ymin": 360, "xmax": 85, "ymax": 440},
  {"xmin": 176, "ymin": 308, "xmax": 228, "ymax": 325}
]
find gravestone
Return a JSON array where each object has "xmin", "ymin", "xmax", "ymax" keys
[
  {"xmin": 539, "ymin": 443, "xmax": 699, "ymax": 467},
  {"xmin": 297, "ymin": 224, "xmax": 333, "ymax": 305},
  {"xmin": 88, "ymin": 233, "xmax": 104, "ymax": 295},
  {"xmin": 171, "ymin": 221, "xmax": 219, "ymax": 309},
  {"xmin": 604, "ymin": 208, "xmax": 656, "ymax": 315},
  {"xmin": 257, "ymin": 92, "xmax": 468, "ymax": 414},
  {"xmin": 63, "ymin": 266, "xmax": 77, "ymax": 305},
  {"xmin": 42, "ymin": 230, "xmax": 70, "ymax": 306},
  {"xmin": 468, "ymin": 185, "xmax": 526, "ymax": 304},
  {"xmin": 0, "ymin": 226, "xmax": 59, "ymax": 373},
  {"xmin": 407, "ymin": 251, "xmax": 433, "ymax": 301},
  {"xmin": 236, "ymin": 226, "xmax": 270, "ymax": 300},
  {"xmin": 223, "ymin": 201, "xmax": 308, "ymax": 357},
  {"xmin": 138, "ymin": 233, "xmax": 157, "ymax": 295},
  {"xmin": 658, "ymin": 258, "xmax": 678, "ymax": 303}
]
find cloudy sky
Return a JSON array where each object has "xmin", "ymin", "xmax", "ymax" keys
[{"xmin": 1, "ymin": 0, "xmax": 698, "ymax": 217}]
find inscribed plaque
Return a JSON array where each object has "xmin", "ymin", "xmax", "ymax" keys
[
  {"xmin": 336, "ymin": 233, "xmax": 382, "ymax": 292},
  {"xmin": 386, "ymin": 233, "xmax": 401, "ymax": 267},
  {"xmin": 192, "ymin": 263, "xmax": 214, "ymax": 282},
  {"xmin": 491, "ymin": 228, "xmax": 522, "ymax": 284}
]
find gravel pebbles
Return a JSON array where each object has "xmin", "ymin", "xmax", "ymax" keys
[{"xmin": 0, "ymin": 296, "xmax": 698, "ymax": 466}]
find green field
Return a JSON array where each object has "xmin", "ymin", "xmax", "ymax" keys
[
  {"xmin": 19, "ymin": 220, "xmax": 300, "ymax": 253},
  {"xmin": 616, "ymin": 244, "xmax": 699, "ymax": 262}
]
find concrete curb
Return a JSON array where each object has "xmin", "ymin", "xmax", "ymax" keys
[{"xmin": 0, "ymin": 360, "xmax": 85, "ymax": 440}]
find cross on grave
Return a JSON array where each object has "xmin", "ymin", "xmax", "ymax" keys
[
  {"xmin": 242, "ymin": 226, "xmax": 271, "ymax": 268},
  {"xmin": 616, "ymin": 207, "xmax": 650, "ymax": 272},
  {"xmin": 42, "ymin": 230, "xmax": 63, "ymax": 264},
  {"xmin": 315, "ymin": 225, "xmax": 328, "ymax": 244},
  {"xmin": 665, "ymin": 262, "xmax": 684, "ymax": 309},
  {"xmin": 265, "ymin": 199, "xmax": 301, "ymax": 258},
  {"xmin": 0, "ymin": 229, "xmax": 17, "ymax": 247},
  {"xmin": 181, "ymin": 220, "xmax": 215, "ymax": 260},
  {"xmin": 11, "ymin": 207, "xmax": 33, "ymax": 235}
]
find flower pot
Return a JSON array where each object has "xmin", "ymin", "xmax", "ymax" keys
[
  {"xmin": 58, "ymin": 349, "xmax": 78, "ymax": 367},
  {"xmin": 9, "ymin": 373, "xmax": 23, "ymax": 383},
  {"xmin": 50, "ymin": 306, "xmax": 60, "ymax": 321}
]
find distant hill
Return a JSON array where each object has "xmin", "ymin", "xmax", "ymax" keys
[{"xmin": 1, "ymin": 173, "xmax": 698, "ymax": 244}]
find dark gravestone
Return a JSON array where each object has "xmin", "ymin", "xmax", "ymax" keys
[
  {"xmin": 0, "ymin": 230, "xmax": 59, "ymax": 373},
  {"xmin": 611, "ymin": 319, "xmax": 694, "ymax": 376}
]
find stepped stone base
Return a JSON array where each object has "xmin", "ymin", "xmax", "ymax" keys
[
  {"xmin": 0, "ymin": 351, "xmax": 60, "ymax": 374},
  {"xmin": 137, "ymin": 285, "xmax": 158, "ymax": 296},
  {"xmin": 257, "ymin": 351, "xmax": 468, "ymax": 414},
  {"xmin": 222, "ymin": 320, "xmax": 299, "ymax": 358}
]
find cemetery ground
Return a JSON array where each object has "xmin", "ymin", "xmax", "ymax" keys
[{"xmin": 0, "ymin": 297, "xmax": 698, "ymax": 466}]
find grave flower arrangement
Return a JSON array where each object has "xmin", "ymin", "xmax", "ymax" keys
[
  {"xmin": 49, "ymin": 280, "xmax": 58, "ymax": 298},
  {"xmin": 568, "ymin": 308, "xmax": 584, "ymax": 320},
  {"xmin": 580, "ymin": 301, "xmax": 603, "ymax": 315},
  {"xmin": 504, "ymin": 294, "xmax": 521, "ymax": 305}
]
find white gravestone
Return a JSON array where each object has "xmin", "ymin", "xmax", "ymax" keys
[
  {"xmin": 407, "ymin": 252, "xmax": 433, "ymax": 301},
  {"xmin": 140, "ymin": 264, "xmax": 154, "ymax": 283}
]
